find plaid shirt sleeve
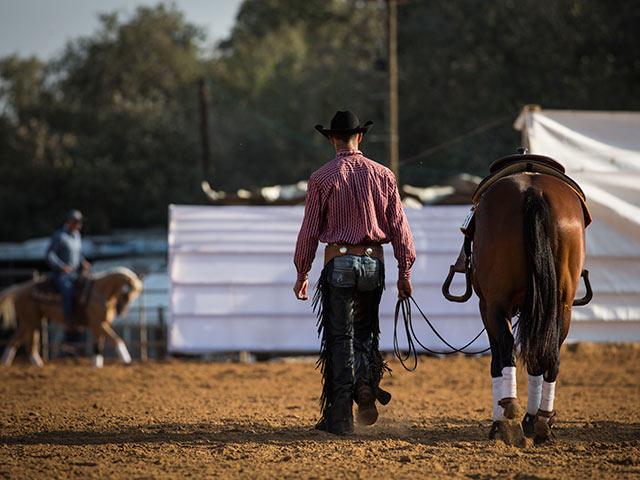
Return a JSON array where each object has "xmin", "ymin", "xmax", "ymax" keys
[
  {"xmin": 294, "ymin": 176, "xmax": 322, "ymax": 282},
  {"xmin": 386, "ymin": 173, "xmax": 416, "ymax": 280}
]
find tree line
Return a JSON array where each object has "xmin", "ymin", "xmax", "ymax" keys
[{"xmin": 1, "ymin": 0, "xmax": 638, "ymax": 241}]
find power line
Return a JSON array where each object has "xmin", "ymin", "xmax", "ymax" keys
[{"xmin": 400, "ymin": 113, "xmax": 515, "ymax": 166}]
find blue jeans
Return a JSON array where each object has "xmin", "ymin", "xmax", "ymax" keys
[
  {"xmin": 51, "ymin": 272, "xmax": 77, "ymax": 324},
  {"xmin": 320, "ymin": 254, "xmax": 384, "ymax": 432}
]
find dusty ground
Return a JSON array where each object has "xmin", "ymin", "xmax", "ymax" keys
[{"xmin": 1, "ymin": 343, "xmax": 639, "ymax": 480}]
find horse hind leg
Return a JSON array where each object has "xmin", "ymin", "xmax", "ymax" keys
[
  {"xmin": 532, "ymin": 334, "xmax": 564, "ymax": 444},
  {"xmin": 486, "ymin": 305, "xmax": 526, "ymax": 447},
  {"xmin": 488, "ymin": 336, "xmax": 504, "ymax": 439},
  {"xmin": 522, "ymin": 373, "xmax": 543, "ymax": 436},
  {"xmin": 529, "ymin": 301, "xmax": 571, "ymax": 444},
  {"xmin": 496, "ymin": 308, "xmax": 527, "ymax": 446}
]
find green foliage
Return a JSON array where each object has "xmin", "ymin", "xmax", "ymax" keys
[
  {"xmin": 206, "ymin": 0, "xmax": 388, "ymax": 188},
  {"xmin": 0, "ymin": 4, "xmax": 204, "ymax": 240},
  {"xmin": 0, "ymin": 0, "xmax": 638, "ymax": 241}
]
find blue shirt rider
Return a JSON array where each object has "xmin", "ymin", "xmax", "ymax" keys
[{"xmin": 45, "ymin": 209, "xmax": 91, "ymax": 327}]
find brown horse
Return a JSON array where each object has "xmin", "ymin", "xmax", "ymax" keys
[
  {"xmin": 0, "ymin": 267, "xmax": 142, "ymax": 368},
  {"xmin": 469, "ymin": 167, "xmax": 589, "ymax": 445}
]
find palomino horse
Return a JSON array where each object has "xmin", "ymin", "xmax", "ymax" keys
[
  {"xmin": 443, "ymin": 152, "xmax": 591, "ymax": 445},
  {"xmin": 0, "ymin": 267, "xmax": 142, "ymax": 368}
]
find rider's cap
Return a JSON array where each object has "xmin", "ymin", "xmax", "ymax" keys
[{"xmin": 66, "ymin": 209, "xmax": 83, "ymax": 222}]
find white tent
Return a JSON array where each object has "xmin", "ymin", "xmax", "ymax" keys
[
  {"xmin": 168, "ymin": 108, "xmax": 640, "ymax": 354},
  {"xmin": 514, "ymin": 108, "xmax": 640, "ymax": 338}
]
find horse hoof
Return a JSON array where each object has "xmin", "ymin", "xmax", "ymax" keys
[
  {"xmin": 533, "ymin": 419, "xmax": 552, "ymax": 444},
  {"xmin": 92, "ymin": 354, "xmax": 104, "ymax": 368},
  {"xmin": 522, "ymin": 412, "xmax": 536, "ymax": 437},
  {"xmin": 499, "ymin": 418, "xmax": 526, "ymax": 447},
  {"xmin": 489, "ymin": 421, "xmax": 501, "ymax": 440},
  {"xmin": 28, "ymin": 353, "xmax": 44, "ymax": 368},
  {"xmin": 532, "ymin": 410, "xmax": 556, "ymax": 444},
  {"xmin": 501, "ymin": 398, "xmax": 522, "ymax": 420}
]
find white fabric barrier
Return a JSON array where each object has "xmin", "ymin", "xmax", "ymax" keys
[
  {"xmin": 515, "ymin": 109, "xmax": 640, "ymax": 333},
  {"xmin": 168, "ymin": 204, "xmax": 487, "ymax": 353}
]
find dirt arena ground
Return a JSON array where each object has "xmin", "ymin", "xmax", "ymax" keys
[{"xmin": 1, "ymin": 343, "xmax": 639, "ymax": 480}]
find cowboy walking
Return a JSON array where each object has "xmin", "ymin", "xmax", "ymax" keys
[{"xmin": 293, "ymin": 110, "xmax": 416, "ymax": 435}]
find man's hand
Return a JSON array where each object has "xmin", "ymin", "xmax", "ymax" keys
[
  {"xmin": 61, "ymin": 265, "xmax": 72, "ymax": 274},
  {"xmin": 397, "ymin": 279, "xmax": 412, "ymax": 300},
  {"xmin": 82, "ymin": 260, "xmax": 91, "ymax": 272},
  {"xmin": 293, "ymin": 279, "xmax": 309, "ymax": 300}
]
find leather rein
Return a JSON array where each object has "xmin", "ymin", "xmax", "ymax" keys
[{"xmin": 393, "ymin": 296, "xmax": 505, "ymax": 371}]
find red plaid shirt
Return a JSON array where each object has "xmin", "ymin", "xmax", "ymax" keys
[{"xmin": 294, "ymin": 149, "xmax": 416, "ymax": 281}]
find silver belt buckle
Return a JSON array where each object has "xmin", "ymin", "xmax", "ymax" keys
[
  {"xmin": 365, "ymin": 247, "xmax": 373, "ymax": 256},
  {"xmin": 339, "ymin": 246, "xmax": 347, "ymax": 254}
]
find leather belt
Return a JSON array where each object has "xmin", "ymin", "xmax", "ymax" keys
[{"xmin": 324, "ymin": 244, "xmax": 384, "ymax": 266}]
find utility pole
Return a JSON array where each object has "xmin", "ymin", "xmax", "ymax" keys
[
  {"xmin": 198, "ymin": 78, "xmax": 211, "ymax": 178},
  {"xmin": 388, "ymin": 0, "xmax": 399, "ymax": 181}
]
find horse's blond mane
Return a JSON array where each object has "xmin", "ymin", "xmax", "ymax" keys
[{"xmin": 93, "ymin": 267, "xmax": 143, "ymax": 292}]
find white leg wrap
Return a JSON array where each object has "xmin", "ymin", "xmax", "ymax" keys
[
  {"xmin": 29, "ymin": 352, "xmax": 44, "ymax": 367},
  {"xmin": 1, "ymin": 346, "xmax": 17, "ymax": 366},
  {"xmin": 492, "ymin": 377, "xmax": 504, "ymax": 420},
  {"xmin": 540, "ymin": 381, "xmax": 556, "ymax": 412},
  {"xmin": 115, "ymin": 342, "xmax": 132, "ymax": 364},
  {"xmin": 527, "ymin": 374, "xmax": 543, "ymax": 415},
  {"xmin": 501, "ymin": 366, "xmax": 517, "ymax": 399},
  {"xmin": 92, "ymin": 354, "xmax": 104, "ymax": 368}
]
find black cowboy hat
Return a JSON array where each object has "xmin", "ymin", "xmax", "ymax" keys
[{"xmin": 315, "ymin": 110, "xmax": 373, "ymax": 138}]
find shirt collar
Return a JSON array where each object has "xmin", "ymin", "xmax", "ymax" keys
[{"xmin": 336, "ymin": 149, "xmax": 362, "ymax": 158}]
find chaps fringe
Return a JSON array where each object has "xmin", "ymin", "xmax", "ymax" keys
[{"xmin": 312, "ymin": 262, "xmax": 332, "ymax": 413}]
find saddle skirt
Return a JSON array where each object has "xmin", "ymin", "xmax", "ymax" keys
[{"xmin": 470, "ymin": 153, "xmax": 592, "ymax": 228}]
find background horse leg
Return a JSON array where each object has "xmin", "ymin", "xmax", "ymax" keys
[
  {"xmin": 98, "ymin": 321, "xmax": 132, "ymax": 364},
  {"xmin": 91, "ymin": 329, "xmax": 105, "ymax": 368},
  {"xmin": 1, "ymin": 322, "xmax": 35, "ymax": 367},
  {"xmin": 1, "ymin": 328, "xmax": 25, "ymax": 366},
  {"xmin": 27, "ymin": 327, "xmax": 45, "ymax": 367}
]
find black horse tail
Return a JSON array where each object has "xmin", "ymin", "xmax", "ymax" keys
[{"xmin": 518, "ymin": 188, "xmax": 558, "ymax": 375}]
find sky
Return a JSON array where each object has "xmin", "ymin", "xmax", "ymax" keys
[{"xmin": 0, "ymin": 0, "xmax": 244, "ymax": 60}]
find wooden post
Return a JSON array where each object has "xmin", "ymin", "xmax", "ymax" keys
[
  {"xmin": 157, "ymin": 306, "xmax": 166, "ymax": 359},
  {"xmin": 139, "ymin": 286, "xmax": 147, "ymax": 361},
  {"xmin": 388, "ymin": 0, "xmax": 399, "ymax": 181},
  {"xmin": 199, "ymin": 78, "xmax": 211, "ymax": 178},
  {"xmin": 41, "ymin": 318, "xmax": 48, "ymax": 361}
]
